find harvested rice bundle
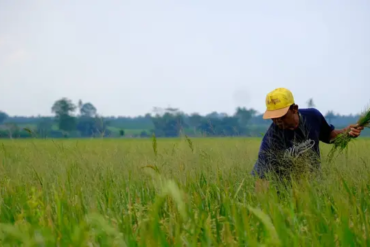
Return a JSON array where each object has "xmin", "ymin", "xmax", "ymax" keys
[{"xmin": 327, "ymin": 106, "xmax": 370, "ymax": 162}]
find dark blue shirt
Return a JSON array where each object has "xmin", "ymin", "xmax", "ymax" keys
[{"xmin": 251, "ymin": 108, "xmax": 335, "ymax": 179}]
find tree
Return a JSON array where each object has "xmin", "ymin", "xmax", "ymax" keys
[
  {"xmin": 152, "ymin": 112, "xmax": 187, "ymax": 137},
  {"xmin": 197, "ymin": 116, "xmax": 245, "ymax": 136},
  {"xmin": 94, "ymin": 116, "xmax": 110, "ymax": 137},
  {"xmin": 234, "ymin": 107, "xmax": 257, "ymax": 127},
  {"xmin": 307, "ymin": 98, "xmax": 315, "ymax": 108},
  {"xmin": 80, "ymin": 103, "xmax": 97, "ymax": 118},
  {"xmin": 78, "ymin": 99, "xmax": 83, "ymax": 112},
  {"xmin": 188, "ymin": 113, "xmax": 203, "ymax": 128},
  {"xmin": 0, "ymin": 111, "xmax": 8, "ymax": 124},
  {"xmin": 37, "ymin": 117, "xmax": 53, "ymax": 137},
  {"xmin": 325, "ymin": 110, "xmax": 336, "ymax": 124},
  {"xmin": 52, "ymin": 98, "xmax": 76, "ymax": 116},
  {"xmin": 4, "ymin": 123, "xmax": 19, "ymax": 139},
  {"xmin": 76, "ymin": 115, "xmax": 110, "ymax": 137},
  {"xmin": 206, "ymin": 111, "xmax": 222, "ymax": 119},
  {"xmin": 119, "ymin": 129, "xmax": 125, "ymax": 137},
  {"xmin": 76, "ymin": 116, "xmax": 96, "ymax": 137},
  {"xmin": 140, "ymin": 130, "xmax": 149, "ymax": 138},
  {"xmin": 75, "ymin": 101, "xmax": 110, "ymax": 137},
  {"xmin": 51, "ymin": 98, "xmax": 77, "ymax": 133}
]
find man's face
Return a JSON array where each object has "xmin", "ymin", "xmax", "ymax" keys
[{"xmin": 272, "ymin": 105, "xmax": 299, "ymax": 130}]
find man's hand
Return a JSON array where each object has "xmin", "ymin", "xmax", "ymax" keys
[
  {"xmin": 346, "ymin": 124, "xmax": 364, "ymax": 138},
  {"xmin": 330, "ymin": 124, "xmax": 364, "ymax": 141}
]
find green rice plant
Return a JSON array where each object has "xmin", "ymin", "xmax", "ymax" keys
[
  {"xmin": 152, "ymin": 133, "xmax": 158, "ymax": 157},
  {"xmin": 0, "ymin": 138, "xmax": 369, "ymax": 246},
  {"xmin": 327, "ymin": 106, "xmax": 370, "ymax": 163}
]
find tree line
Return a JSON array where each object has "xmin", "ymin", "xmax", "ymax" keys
[{"xmin": 0, "ymin": 97, "xmax": 368, "ymax": 138}]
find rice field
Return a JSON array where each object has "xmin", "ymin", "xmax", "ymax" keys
[{"xmin": 0, "ymin": 137, "xmax": 369, "ymax": 246}]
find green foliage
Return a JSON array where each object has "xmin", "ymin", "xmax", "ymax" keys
[
  {"xmin": 80, "ymin": 102, "xmax": 97, "ymax": 118},
  {"xmin": 185, "ymin": 134, "xmax": 194, "ymax": 153},
  {"xmin": 76, "ymin": 116, "xmax": 110, "ymax": 137},
  {"xmin": 140, "ymin": 130, "xmax": 149, "ymax": 137},
  {"xmin": 197, "ymin": 116, "xmax": 245, "ymax": 136},
  {"xmin": 0, "ymin": 111, "xmax": 8, "ymax": 124},
  {"xmin": 188, "ymin": 113, "xmax": 203, "ymax": 128},
  {"xmin": 51, "ymin": 98, "xmax": 77, "ymax": 133},
  {"xmin": 106, "ymin": 114, "xmax": 154, "ymax": 130},
  {"xmin": 36, "ymin": 118, "xmax": 53, "ymax": 137},
  {"xmin": 51, "ymin": 98, "xmax": 76, "ymax": 116},
  {"xmin": 152, "ymin": 133, "xmax": 157, "ymax": 157},
  {"xmin": 357, "ymin": 107, "xmax": 370, "ymax": 127},
  {"xmin": 0, "ymin": 126, "xmax": 32, "ymax": 138},
  {"xmin": 151, "ymin": 112, "xmax": 187, "ymax": 137},
  {"xmin": 0, "ymin": 138, "xmax": 369, "ymax": 246},
  {"xmin": 235, "ymin": 107, "xmax": 257, "ymax": 127},
  {"xmin": 59, "ymin": 115, "xmax": 77, "ymax": 134},
  {"xmin": 119, "ymin": 129, "xmax": 125, "ymax": 136},
  {"xmin": 184, "ymin": 108, "xmax": 256, "ymax": 137},
  {"xmin": 3, "ymin": 101, "xmax": 370, "ymax": 139},
  {"xmin": 76, "ymin": 116, "xmax": 96, "ymax": 137}
]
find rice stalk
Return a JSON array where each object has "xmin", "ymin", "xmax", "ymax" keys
[{"xmin": 327, "ymin": 106, "xmax": 370, "ymax": 163}]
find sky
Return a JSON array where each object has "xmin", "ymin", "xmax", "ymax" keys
[{"xmin": 0, "ymin": 0, "xmax": 369, "ymax": 117}]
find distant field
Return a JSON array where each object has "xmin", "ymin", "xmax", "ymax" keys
[
  {"xmin": 0, "ymin": 137, "xmax": 369, "ymax": 246},
  {"xmin": 106, "ymin": 126, "xmax": 148, "ymax": 136}
]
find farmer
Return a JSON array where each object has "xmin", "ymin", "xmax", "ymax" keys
[{"xmin": 251, "ymin": 88, "xmax": 364, "ymax": 185}]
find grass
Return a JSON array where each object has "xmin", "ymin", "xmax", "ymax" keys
[{"xmin": 0, "ymin": 137, "xmax": 369, "ymax": 246}]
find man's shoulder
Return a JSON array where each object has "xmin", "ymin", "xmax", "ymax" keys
[{"xmin": 299, "ymin": 108, "xmax": 326, "ymax": 122}]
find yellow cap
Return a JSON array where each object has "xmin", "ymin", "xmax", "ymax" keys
[{"xmin": 263, "ymin": 88, "xmax": 295, "ymax": 119}]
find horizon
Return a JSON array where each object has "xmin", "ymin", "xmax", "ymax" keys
[{"xmin": 2, "ymin": 103, "xmax": 364, "ymax": 118}]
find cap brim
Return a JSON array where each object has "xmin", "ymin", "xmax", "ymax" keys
[{"xmin": 263, "ymin": 106, "xmax": 290, "ymax": 119}]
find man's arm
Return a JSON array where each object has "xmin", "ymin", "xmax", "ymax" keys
[
  {"xmin": 329, "ymin": 128, "xmax": 347, "ymax": 141},
  {"xmin": 329, "ymin": 124, "xmax": 364, "ymax": 141},
  {"xmin": 251, "ymin": 135, "xmax": 273, "ymax": 179},
  {"xmin": 314, "ymin": 108, "xmax": 364, "ymax": 142}
]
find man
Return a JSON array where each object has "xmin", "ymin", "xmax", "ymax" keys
[{"xmin": 251, "ymin": 88, "xmax": 363, "ymax": 184}]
